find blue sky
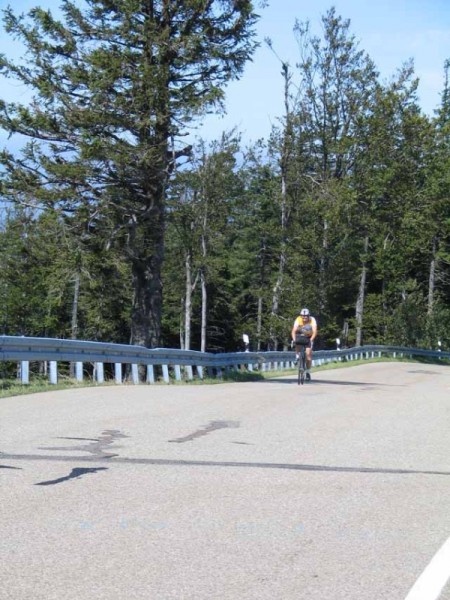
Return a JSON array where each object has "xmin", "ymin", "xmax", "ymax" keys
[
  {"xmin": 0, "ymin": 0, "xmax": 449, "ymax": 146},
  {"xmin": 198, "ymin": 0, "xmax": 450, "ymax": 142}
]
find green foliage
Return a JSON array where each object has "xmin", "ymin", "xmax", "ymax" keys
[
  {"xmin": 0, "ymin": 6, "xmax": 449, "ymax": 354},
  {"xmin": 0, "ymin": 206, "xmax": 131, "ymax": 341},
  {"xmin": 0, "ymin": 0, "xmax": 260, "ymax": 347}
]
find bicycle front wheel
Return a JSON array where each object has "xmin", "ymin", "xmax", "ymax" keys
[{"xmin": 298, "ymin": 349, "xmax": 306, "ymax": 385}]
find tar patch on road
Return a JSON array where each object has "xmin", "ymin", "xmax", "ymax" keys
[
  {"xmin": 32, "ymin": 429, "xmax": 128, "ymax": 485},
  {"xmin": 168, "ymin": 420, "xmax": 240, "ymax": 443},
  {"xmin": 38, "ymin": 429, "xmax": 129, "ymax": 458},
  {"xmin": 35, "ymin": 467, "xmax": 108, "ymax": 486},
  {"xmin": 1, "ymin": 429, "xmax": 128, "ymax": 486}
]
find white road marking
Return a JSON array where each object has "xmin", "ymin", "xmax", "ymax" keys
[{"xmin": 405, "ymin": 535, "xmax": 450, "ymax": 600}]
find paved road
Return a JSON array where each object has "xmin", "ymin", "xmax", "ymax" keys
[{"xmin": 1, "ymin": 362, "xmax": 450, "ymax": 600}]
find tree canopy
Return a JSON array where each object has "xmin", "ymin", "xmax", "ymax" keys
[
  {"xmin": 0, "ymin": 5, "xmax": 449, "ymax": 355},
  {"xmin": 0, "ymin": 0, "xmax": 260, "ymax": 347}
]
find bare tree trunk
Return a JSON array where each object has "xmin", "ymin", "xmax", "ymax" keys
[
  {"xmin": 200, "ymin": 267, "xmax": 207, "ymax": 352},
  {"xmin": 427, "ymin": 236, "xmax": 437, "ymax": 316},
  {"xmin": 256, "ymin": 296, "xmax": 263, "ymax": 351},
  {"xmin": 179, "ymin": 300, "xmax": 185, "ymax": 350},
  {"xmin": 381, "ymin": 234, "xmax": 390, "ymax": 339},
  {"xmin": 355, "ymin": 236, "xmax": 369, "ymax": 347},
  {"xmin": 270, "ymin": 250, "xmax": 286, "ymax": 350},
  {"xmin": 70, "ymin": 272, "xmax": 80, "ymax": 378},
  {"xmin": 257, "ymin": 237, "xmax": 267, "ymax": 351},
  {"xmin": 129, "ymin": 209, "xmax": 164, "ymax": 350},
  {"xmin": 199, "ymin": 195, "xmax": 208, "ymax": 352},
  {"xmin": 71, "ymin": 272, "xmax": 80, "ymax": 340},
  {"xmin": 270, "ymin": 173, "xmax": 287, "ymax": 350},
  {"xmin": 270, "ymin": 63, "xmax": 292, "ymax": 350},
  {"xmin": 184, "ymin": 249, "xmax": 193, "ymax": 350},
  {"xmin": 342, "ymin": 320, "xmax": 349, "ymax": 348},
  {"xmin": 318, "ymin": 217, "xmax": 328, "ymax": 313}
]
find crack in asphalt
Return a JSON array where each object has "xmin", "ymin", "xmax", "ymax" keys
[{"xmin": 1, "ymin": 452, "xmax": 449, "ymax": 476}]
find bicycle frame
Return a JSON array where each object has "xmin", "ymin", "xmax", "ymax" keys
[{"xmin": 297, "ymin": 343, "xmax": 307, "ymax": 385}]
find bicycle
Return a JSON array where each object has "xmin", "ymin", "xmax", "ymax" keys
[{"xmin": 295, "ymin": 335, "xmax": 310, "ymax": 385}]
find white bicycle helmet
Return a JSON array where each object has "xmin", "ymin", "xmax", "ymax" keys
[{"xmin": 300, "ymin": 308, "xmax": 310, "ymax": 316}]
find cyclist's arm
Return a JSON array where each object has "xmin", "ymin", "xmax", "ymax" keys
[
  {"xmin": 310, "ymin": 318, "xmax": 318, "ymax": 343},
  {"xmin": 291, "ymin": 321, "xmax": 299, "ymax": 342}
]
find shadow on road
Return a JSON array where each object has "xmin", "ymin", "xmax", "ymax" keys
[{"xmin": 263, "ymin": 377, "xmax": 403, "ymax": 387}]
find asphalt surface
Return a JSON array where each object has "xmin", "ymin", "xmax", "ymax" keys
[{"xmin": 1, "ymin": 361, "xmax": 450, "ymax": 600}]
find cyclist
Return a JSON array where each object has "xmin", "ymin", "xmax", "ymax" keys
[{"xmin": 291, "ymin": 308, "xmax": 317, "ymax": 381}]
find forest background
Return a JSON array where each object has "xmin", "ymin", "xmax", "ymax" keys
[{"xmin": 0, "ymin": 1, "xmax": 449, "ymax": 354}]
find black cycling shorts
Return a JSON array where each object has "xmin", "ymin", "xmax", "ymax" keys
[{"xmin": 295, "ymin": 334, "xmax": 311, "ymax": 347}]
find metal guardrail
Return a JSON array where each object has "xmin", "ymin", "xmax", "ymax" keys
[{"xmin": 0, "ymin": 335, "xmax": 448, "ymax": 385}]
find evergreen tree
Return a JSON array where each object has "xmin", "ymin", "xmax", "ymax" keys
[
  {"xmin": 355, "ymin": 64, "xmax": 431, "ymax": 345},
  {"xmin": 287, "ymin": 7, "xmax": 380, "ymax": 345},
  {"xmin": 419, "ymin": 59, "xmax": 450, "ymax": 348},
  {"xmin": 0, "ymin": 205, "xmax": 131, "ymax": 340},
  {"xmin": 224, "ymin": 140, "xmax": 281, "ymax": 350},
  {"xmin": 164, "ymin": 132, "xmax": 242, "ymax": 351},
  {"xmin": 0, "ymin": 0, "xmax": 259, "ymax": 347}
]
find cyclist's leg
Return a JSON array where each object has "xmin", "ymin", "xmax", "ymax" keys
[
  {"xmin": 305, "ymin": 345, "xmax": 312, "ymax": 381},
  {"xmin": 305, "ymin": 347, "xmax": 312, "ymax": 369}
]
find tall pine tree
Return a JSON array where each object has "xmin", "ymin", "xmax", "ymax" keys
[{"xmin": 0, "ymin": 0, "xmax": 259, "ymax": 347}]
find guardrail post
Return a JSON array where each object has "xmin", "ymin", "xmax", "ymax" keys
[
  {"xmin": 162, "ymin": 364, "xmax": 170, "ymax": 383},
  {"xmin": 146, "ymin": 364, "xmax": 155, "ymax": 384},
  {"xmin": 185, "ymin": 365, "xmax": 193, "ymax": 381},
  {"xmin": 131, "ymin": 364, "xmax": 139, "ymax": 384},
  {"xmin": 248, "ymin": 363, "xmax": 253, "ymax": 372},
  {"xmin": 115, "ymin": 363, "xmax": 122, "ymax": 384},
  {"xmin": 95, "ymin": 362, "xmax": 104, "ymax": 383},
  {"xmin": 20, "ymin": 361, "xmax": 29, "ymax": 384},
  {"xmin": 49, "ymin": 361, "xmax": 57, "ymax": 384},
  {"xmin": 75, "ymin": 362, "xmax": 83, "ymax": 382},
  {"xmin": 197, "ymin": 366, "xmax": 204, "ymax": 380},
  {"xmin": 174, "ymin": 364, "xmax": 181, "ymax": 381}
]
